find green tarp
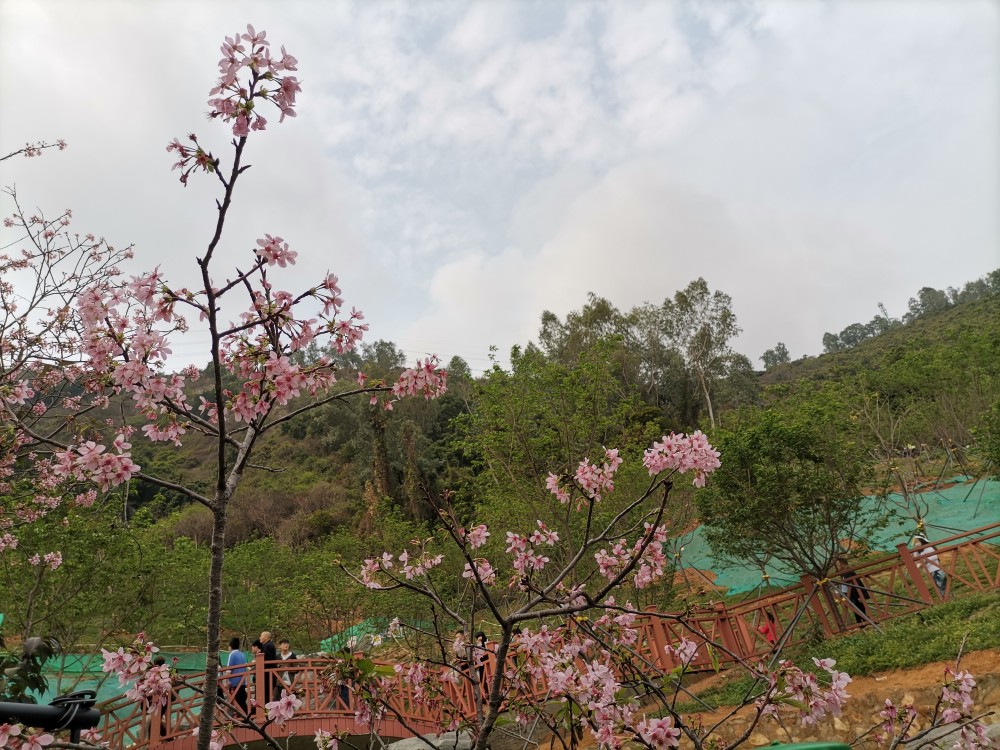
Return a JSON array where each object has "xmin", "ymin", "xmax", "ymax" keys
[
  {"xmin": 675, "ymin": 478, "xmax": 1000, "ymax": 595},
  {"xmin": 34, "ymin": 651, "xmax": 226, "ymax": 705}
]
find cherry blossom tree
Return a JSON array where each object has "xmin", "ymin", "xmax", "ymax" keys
[
  {"xmin": 345, "ymin": 435, "xmax": 735, "ymax": 750},
  {"xmin": 1, "ymin": 25, "xmax": 445, "ymax": 750},
  {"xmin": 2, "ymin": 142, "xmax": 136, "ymax": 556},
  {"xmin": 341, "ymin": 437, "xmax": 992, "ymax": 750}
]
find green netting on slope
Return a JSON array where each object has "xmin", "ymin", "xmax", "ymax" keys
[
  {"xmin": 35, "ymin": 651, "xmax": 226, "ymax": 705},
  {"xmin": 674, "ymin": 478, "xmax": 1000, "ymax": 595},
  {"xmin": 320, "ymin": 617, "xmax": 390, "ymax": 652},
  {"xmin": 319, "ymin": 618, "xmax": 434, "ymax": 652},
  {"xmin": 50, "ymin": 652, "xmax": 218, "ymax": 675}
]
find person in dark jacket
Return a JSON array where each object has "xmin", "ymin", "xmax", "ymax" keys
[
  {"xmin": 259, "ymin": 631, "xmax": 279, "ymax": 703},
  {"xmin": 836, "ymin": 557, "xmax": 872, "ymax": 625}
]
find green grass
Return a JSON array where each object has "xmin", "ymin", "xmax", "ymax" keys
[
  {"xmin": 677, "ymin": 591, "xmax": 1000, "ymax": 710},
  {"xmin": 804, "ymin": 592, "xmax": 1000, "ymax": 675}
]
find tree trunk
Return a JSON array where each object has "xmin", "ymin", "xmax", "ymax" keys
[
  {"xmin": 371, "ymin": 407, "xmax": 392, "ymax": 498},
  {"xmin": 195, "ymin": 502, "xmax": 228, "ymax": 750},
  {"xmin": 697, "ymin": 369, "xmax": 716, "ymax": 429}
]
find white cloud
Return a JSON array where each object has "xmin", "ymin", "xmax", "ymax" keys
[{"xmin": 2, "ymin": 0, "xmax": 997, "ymax": 375}]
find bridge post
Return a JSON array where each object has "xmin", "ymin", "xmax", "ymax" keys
[
  {"xmin": 711, "ymin": 602, "xmax": 742, "ymax": 662},
  {"xmin": 800, "ymin": 575, "xmax": 837, "ymax": 636},
  {"xmin": 150, "ymin": 701, "xmax": 163, "ymax": 744},
  {"xmin": 896, "ymin": 542, "xmax": 934, "ymax": 604},
  {"xmin": 644, "ymin": 606, "xmax": 672, "ymax": 671},
  {"xmin": 254, "ymin": 652, "xmax": 266, "ymax": 723}
]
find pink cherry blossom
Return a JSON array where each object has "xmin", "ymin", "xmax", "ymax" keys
[
  {"xmin": 20, "ymin": 731, "xmax": 55, "ymax": 750},
  {"xmin": 642, "ymin": 430, "xmax": 721, "ymax": 485},
  {"xmin": 0, "ymin": 724, "xmax": 22, "ymax": 747},
  {"xmin": 462, "ymin": 559, "xmax": 497, "ymax": 585},
  {"xmin": 266, "ymin": 689, "xmax": 303, "ymax": 726},
  {"xmin": 636, "ymin": 717, "xmax": 680, "ymax": 749},
  {"xmin": 464, "ymin": 524, "xmax": 490, "ymax": 549},
  {"xmin": 315, "ymin": 729, "xmax": 338, "ymax": 750}
]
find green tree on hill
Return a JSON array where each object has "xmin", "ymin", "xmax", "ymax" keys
[
  {"xmin": 654, "ymin": 278, "xmax": 741, "ymax": 430},
  {"xmin": 760, "ymin": 342, "xmax": 790, "ymax": 371},
  {"xmin": 696, "ymin": 407, "xmax": 886, "ymax": 579}
]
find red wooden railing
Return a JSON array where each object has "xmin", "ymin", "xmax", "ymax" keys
[{"xmin": 98, "ymin": 521, "xmax": 1000, "ymax": 749}]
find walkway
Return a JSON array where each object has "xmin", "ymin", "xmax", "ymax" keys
[{"xmin": 98, "ymin": 522, "xmax": 1000, "ymax": 749}]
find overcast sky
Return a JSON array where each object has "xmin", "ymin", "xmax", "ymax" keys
[{"xmin": 2, "ymin": 0, "xmax": 997, "ymax": 375}]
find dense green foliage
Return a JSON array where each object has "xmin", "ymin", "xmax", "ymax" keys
[
  {"xmin": 0, "ymin": 634, "xmax": 58, "ymax": 703},
  {"xmin": 695, "ymin": 407, "xmax": 884, "ymax": 577}
]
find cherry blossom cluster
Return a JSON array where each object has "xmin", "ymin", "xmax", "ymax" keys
[
  {"xmin": 52, "ymin": 437, "xmax": 141, "ymax": 492},
  {"xmin": 27, "ymin": 551, "xmax": 62, "ymax": 570},
  {"xmin": 72, "ymin": 229, "xmax": 433, "ymax": 442},
  {"xmin": 393, "ymin": 661, "xmax": 430, "ymax": 703},
  {"xmin": 462, "ymin": 558, "xmax": 498, "ymax": 585},
  {"xmin": 266, "ymin": 689, "xmax": 303, "ymax": 726},
  {"xmin": 352, "ymin": 676, "xmax": 389, "ymax": 729},
  {"xmin": 167, "ymin": 26, "xmax": 300, "ymax": 184},
  {"xmin": 642, "ymin": 431, "xmax": 721, "ymax": 487},
  {"xmin": 0, "ymin": 724, "xmax": 54, "ymax": 750},
  {"xmin": 593, "ymin": 598, "xmax": 641, "ymax": 648},
  {"xmin": 664, "ymin": 637, "xmax": 699, "ymax": 669},
  {"xmin": 547, "ymin": 447, "xmax": 623, "ymax": 505},
  {"xmin": 385, "ymin": 356, "xmax": 448, "ymax": 409},
  {"xmin": 941, "ymin": 667, "xmax": 977, "ymax": 722},
  {"xmin": 755, "ymin": 657, "xmax": 851, "ymax": 727},
  {"xmin": 875, "ymin": 698, "xmax": 919, "ymax": 745},
  {"xmin": 505, "ymin": 520, "xmax": 559, "ymax": 578},
  {"xmin": 460, "ymin": 523, "xmax": 490, "ymax": 549},
  {"xmin": 211, "ymin": 25, "xmax": 300, "ymax": 135},
  {"xmin": 165, "ymin": 31, "xmax": 299, "ymax": 182},
  {"xmin": 895, "ymin": 666, "xmax": 994, "ymax": 750},
  {"xmin": 319, "ymin": 651, "xmax": 404, "ymax": 732},
  {"xmin": 634, "ymin": 717, "xmax": 681, "ymax": 750},
  {"xmin": 595, "ymin": 522, "xmax": 668, "ymax": 590},
  {"xmin": 2, "ymin": 139, "xmax": 66, "ymax": 161},
  {"xmin": 359, "ymin": 545, "xmax": 445, "ymax": 589},
  {"xmin": 508, "ymin": 625, "xmax": 664, "ymax": 750},
  {"xmin": 314, "ymin": 729, "xmax": 339, "ymax": 750},
  {"xmin": 101, "ymin": 633, "xmax": 175, "ymax": 706},
  {"xmin": 165, "ymin": 134, "xmax": 218, "ymax": 186},
  {"xmin": 2, "ymin": 192, "xmax": 135, "ymax": 551}
]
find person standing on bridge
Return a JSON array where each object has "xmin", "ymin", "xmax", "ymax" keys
[
  {"xmin": 259, "ymin": 631, "xmax": 279, "ymax": 703},
  {"xmin": 474, "ymin": 631, "xmax": 492, "ymax": 684},
  {"xmin": 451, "ymin": 628, "xmax": 468, "ymax": 670},
  {"xmin": 913, "ymin": 534, "xmax": 949, "ymax": 598},
  {"xmin": 836, "ymin": 556, "xmax": 872, "ymax": 625},
  {"xmin": 277, "ymin": 638, "xmax": 298, "ymax": 690},
  {"xmin": 226, "ymin": 637, "xmax": 249, "ymax": 714}
]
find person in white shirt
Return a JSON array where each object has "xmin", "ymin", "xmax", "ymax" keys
[
  {"xmin": 278, "ymin": 638, "xmax": 298, "ymax": 689},
  {"xmin": 913, "ymin": 534, "xmax": 948, "ymax": 597},
  {"xmin": 452, "ymin": 628, "xmax": 468, "ymax": 669}
]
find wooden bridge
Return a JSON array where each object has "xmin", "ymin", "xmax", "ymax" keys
[{"xmin": 98, "ymin": 522, "xmax": 1000, "ymax": 749}]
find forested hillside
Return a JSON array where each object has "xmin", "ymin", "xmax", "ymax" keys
[{"xmin": 4, "ymin": 271, "xmax": 998, "ymax": 654}]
